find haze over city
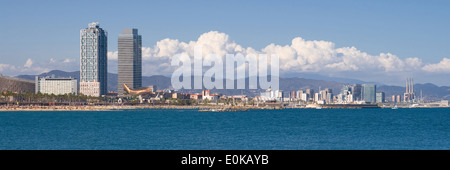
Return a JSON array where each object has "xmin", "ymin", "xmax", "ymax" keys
[{"xmin": 1, "ymin": 0, "xmax": 449, "ymax": 86}]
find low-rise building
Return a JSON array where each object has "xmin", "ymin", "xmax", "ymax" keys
[
  {"xmin": 172, "ymin": 93, "xmax": 190, "ymax": 99},
  {"xmin": 440, "ymin": 100, "xmax": 449, "ymax": 107},
  {"xmin": 190, "ymin": 94, "xmax": 202, "ymax": 100}
]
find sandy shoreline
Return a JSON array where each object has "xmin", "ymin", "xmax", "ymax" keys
[
  {"xmin": 1, "ymin": 104, "xmax": 449, "ymax": 111},
  {"xmin": 0, "ymin": 105, "xmax": 265, "ymax": 111}
]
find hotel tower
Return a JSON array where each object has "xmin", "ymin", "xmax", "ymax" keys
[{"xmin": 79, "ymin": 22, "xmax": 108, "ymax": 97}]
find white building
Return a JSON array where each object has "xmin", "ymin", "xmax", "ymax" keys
[
  {"xmin": 347, "ymin": 94, "xmax": 354, "ymax": 103},
  {"xmin": 35, "ymin": 76, "xmax": 77, "ymax": 95},
  {"xmin": 260, "ymin": 88, "xmax": 283, "ymax": 101},
  {"xmin": 301, "ymin": 93, "xmax": 308, "ymax": 101},
  {"xmin": 440, "ymin": 100, "xmax": 449, "ymax": 107},
  {"xmin": 314, "ymin": 93, "xmax": 320, "ymax": 102}
]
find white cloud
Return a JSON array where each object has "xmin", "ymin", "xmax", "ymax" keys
[
  {"xmin": 24, "ymin": 58, "xmax": 33, "ymax": 68},
  {"xmin": 422, "ymin": 58, "xmax": 450, "ymax": 73},
  {"xmin": 104, "ymin": 31, "xmax": 434, "ymax": 78},
  {"xmin": 63, "ymin": 58, "xmax": 75, "ymax": 63},
  {"xmin": 107, "ymin": 51, "xmax": 118, "ymax": 60},
  {"xmin": 405, "ymin": 57, "xmax": 423, "ymax": 71},
  {"xmin": 0, "ymin": 63, "xmax": 16, "ymax": 73},
  {"xmin": 72, "ymin": 31, "xmax": 449, "ymax": 85}
]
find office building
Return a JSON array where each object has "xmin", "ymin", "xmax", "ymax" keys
[
  {"xmin": 376, "ymin": 92, "xmax": 385, "ymax": 103},
  {"xmin": 362, "ymin": 84, "xmax": 376, "ymax": 103},
  {"xmin": 118, "ymin": 28, "xmax": 142, "ymax": 96},
  {"xmin": 306, "ymin": 89, "xmax": 314, "ymax": 101},
  {"xmin": 80, "ymin": 22, "xmax": 108, "ymax": 97},
  {"xmin": 35, "ymin": 76, "xmax": 77, "ymax": 95},
  {"xmin": 351, "ymin": 84, "xmax": 362, "ymax": 101}
]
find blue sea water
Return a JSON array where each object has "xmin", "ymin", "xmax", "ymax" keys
[{"xmin": 0, "ymin": 108, "xmax": 448, "ymax": 150}]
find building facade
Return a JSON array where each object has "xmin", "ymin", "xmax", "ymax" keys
[
  {"xmin": 79, "ymin": 82, "xmax": 100, "ymax": 97},
  {"xmin": 35, "ymin": 76, "xmax": 77, "ymax": 95},
  {"xmin": 118, "ymin": 28, "xmax": 142, "ymax": 96},
  {"xmin": 351, "ymin": 84, "xmax": 362, "ymax": 101},
  {"xmin": 376, "ymin": 92, "xmax": 385, "ymax": 103},
  {"xmin": 80, "ymin": 22, "xmax": 108, "ymax": 97},
  {"xmin": 0, "ymin": 74, "xmax": 35, "ymax": 93},
  {"xmin": 362, "ymin": 84, "xmax": 376, "ymax": 103}
]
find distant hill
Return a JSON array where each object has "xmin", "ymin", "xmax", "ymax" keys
[
  {"xmin": 17, "ymin": 70, "xmax": 79, "ymax": 80},
  {"xmin": 16, "ymin": 70, "xmax": 450, "ymax": 100}
]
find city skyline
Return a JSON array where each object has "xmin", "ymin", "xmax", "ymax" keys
[{"xmin": 0, "ymin": 0, "xmax": 450, "ymax": 86}]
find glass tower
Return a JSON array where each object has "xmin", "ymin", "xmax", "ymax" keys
[
  {"xmin": 362, "ymin": 84, "xmax": 376, "ymax": 103},
  {"xmin": 351, "ymin": 84, "xmax": 362, "ymax": 101},
  {"xmin": 118, "ymin": 28, "xmax": 142, "ymax": 96},
  {"xmin": 80, "ymin": 22, "xmax": 108, "ymax": 96}
]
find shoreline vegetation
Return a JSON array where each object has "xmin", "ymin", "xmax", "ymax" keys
[
  {"xmin": 0, "ymin": 105, "xmax": 274, "ymax": 111},
  {"xmin": 1, "ymin": 104, "xmax": 449, "ymax": 111},
  {"xmin": 1, "ymin": 91, "xmax": 448, "ymax": 111}
]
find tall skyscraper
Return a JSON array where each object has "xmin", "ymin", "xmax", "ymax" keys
[
  {"xmin": 118, "ymin": 28, "xmax": 142, "ymax": 96},
  {"xmin": 80, "ymin": 22, "xmax": 108, "ymax": 97},
  {"xmin": 362, "ymin": 84, "xmax": 376, "ymax": 103}
]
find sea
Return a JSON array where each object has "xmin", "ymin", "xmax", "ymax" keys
[{"xmin": 0, "ymin": 108, "xmax": 449, "ymax": 150}]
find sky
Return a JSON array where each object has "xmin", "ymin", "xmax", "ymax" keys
[{"xmin": 0, "ymin": 0, "xmax": 449, "ymax": 86}]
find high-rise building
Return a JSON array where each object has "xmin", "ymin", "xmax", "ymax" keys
[
  {"xmin": 376, "ymin": 92, "xmax": 385, "ymax": 103},
  {"xmin": 35, "ymin": 76, "xmax": 77, "ymax": 95},
  {"xmin": 297, "ymin": 90, "xmax": 304, "ymax": 101},
  {"xmin": 291, "ymin": 91, "xmax": 296, "ymax": 99},
  {"xmin": 80, "ymin": 22, "xmax": 108, "ymax": 97},
  {"xmin": 351, "ymin": 84, "xmax": 362, "ymax": 101},
  {"xmin": 118, "ymin": 28, "xmax": 142, "ymax": 96},
  {"xmin": 306, "ymin": 89, "xmax": 314, "ymax": 101},
  {"xmin": 362, "ymin": 84, "xmax": 376, "ymax": 103}
]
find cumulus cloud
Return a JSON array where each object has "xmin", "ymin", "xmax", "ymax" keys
[
  {"xmin": 24, "ymin": 58, "xmax": 33, "ymax": 68},
  {"xmin": 128, "ymin": 31, "xmax": 428, "ymax": 76},
  {"xmin": 107, "ymin": 51, "xmax": 118, "ymax": 60},
  {"xmin": 102, "ymin": 30, "xmax": 449, "ymax": 85},
  {"xmin": 422, "ymin": 58, "xmax": 450, "ymax": 73}
]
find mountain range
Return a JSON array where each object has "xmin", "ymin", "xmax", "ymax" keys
[{"xmin": 16, "ymin": 70, "xmax": 450, "ymax": 101}]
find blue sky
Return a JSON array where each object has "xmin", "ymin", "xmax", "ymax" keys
[{"xmin": 1, "ymin": 0, "xmax": 449, "ymax": 85}]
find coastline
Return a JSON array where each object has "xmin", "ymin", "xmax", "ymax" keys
[
  {"xmin": 0, "ymin": 105, "xmax": 279, "ymax": 111},
  {"xmin": 1, "ymin": 104, "xmax": 449, "ymax": 111}
]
